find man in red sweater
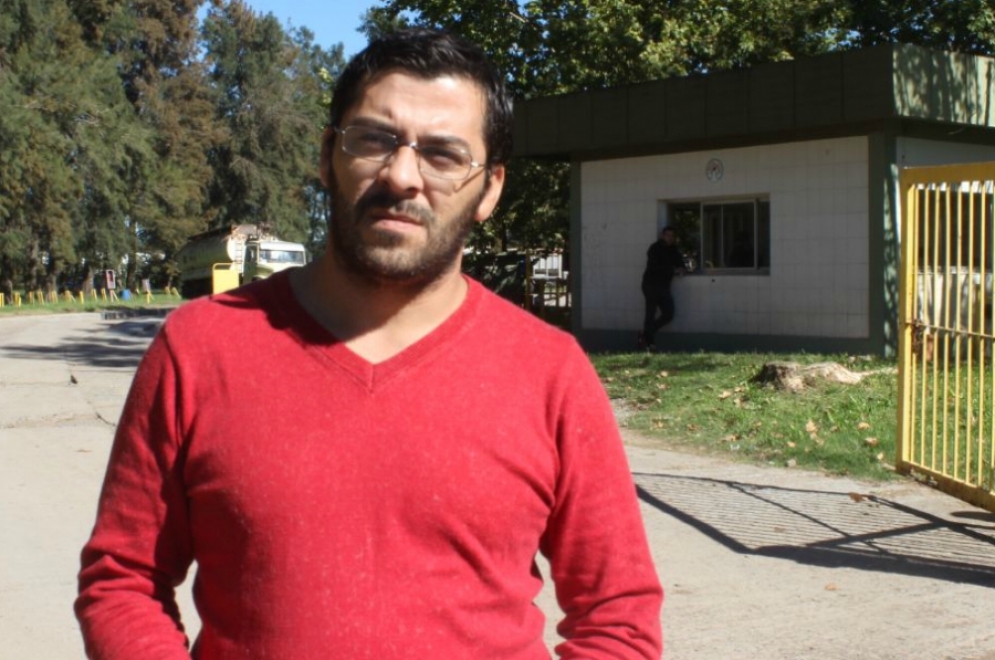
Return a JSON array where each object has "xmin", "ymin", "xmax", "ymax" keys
[{"xmin": 76, "ymin": 28, "xmax": 663, "ymax": 659}]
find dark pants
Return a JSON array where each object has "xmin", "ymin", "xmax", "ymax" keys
[{"xmin": 642, "ymin": 285, "xmax": 675, "ymax": 345}]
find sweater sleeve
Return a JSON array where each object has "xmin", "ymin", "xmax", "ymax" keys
[
  {"xmin": 540, "ymin": 347, "xmax": 664, "ymax": 659},
  {"xmin": 75, "ymin": 331, "xmax": 195, "ymax": 659}
]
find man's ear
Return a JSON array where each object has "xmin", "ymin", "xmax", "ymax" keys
[
  {"xmin": 319, "ymin": 126, "xmax": 336, "ymax": 188},
  {"xmin": 473, "ymin": 165, "xmax": 506, "ymax": 224}
]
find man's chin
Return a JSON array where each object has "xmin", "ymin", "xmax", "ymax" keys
[{"xmin": 347, "ymin": 248, "xmax": 433, "ymax": 285}]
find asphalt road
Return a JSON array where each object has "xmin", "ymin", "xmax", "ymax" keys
[{"xmin": 1, "ymin": 311, "xmax": 994, "ymax": 659}]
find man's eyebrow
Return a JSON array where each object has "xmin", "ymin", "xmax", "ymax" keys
[{"xmin": 346, "ymin": 117, "xmax": 395, "ymax": 132}]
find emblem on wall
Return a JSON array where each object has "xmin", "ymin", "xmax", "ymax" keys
[{"xmin": 706, "ymin": 158, "xmax": 724, "ymax": 182}]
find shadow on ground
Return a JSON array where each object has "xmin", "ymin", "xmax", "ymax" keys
[
  {"xmin": 635, "ymin": 472, "xmax": 995, "ymax": 588},
  {"xmin": 1, "ymin": 314, "xmax": 164, "ymax": 370}
]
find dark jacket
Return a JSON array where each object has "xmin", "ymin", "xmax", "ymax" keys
[{"xmin": 641, "ymin": 240, "xmax": 684, "ymax": 290}]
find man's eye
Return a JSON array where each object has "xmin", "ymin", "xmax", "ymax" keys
[
  {"xmin": 353, "ymin": 130, "xmax": 395, "ymax": 153},
  {"xmin": 419, "ymin": 145, "xmax": 467, "ymax": 169}
]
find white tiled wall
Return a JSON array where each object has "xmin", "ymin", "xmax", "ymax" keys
[{"xmin": 580, "ymin": 136, "xmax": 871, "ymax": 338}]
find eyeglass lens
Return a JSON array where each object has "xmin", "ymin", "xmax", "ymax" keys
[{"xmin": 339, "ymin": 126, "xmax": 476, "ymax": 180}]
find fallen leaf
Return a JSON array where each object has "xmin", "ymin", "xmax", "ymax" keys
[
  {"xmin": 605, "ymin": 377, "xmax": 614, "ymax": 382},
  {"xmin": 876, "ymin": 452, "xmax": 885, "ymax": 461},
  {"xmin": 848, "ymin": 492, "xmax": 866, "ymax": 503},
  {"xmin": 719, "ymin": 390, "xmax": 733, "ymax": 400},
  {"xmin": 658, "ymin": 371, "xmax": 669, "ymax": 378},
  {"xmin": 805, "ymin": 420, "xmax": 818, "ymax": 434},
  {"xmin": 787, "ymin": 441, "xmax": 797, "ymax": 448},
  {"xmin": 864, "ymin": 437, "xmax": 879, "ymax": 447},
  {"xmin": 857, "ymin": 421, "xmax": 872, "ymax": 431},
  {"xmin": 825, "ymin": 583, "xmax": 839, "ymax": 591}
]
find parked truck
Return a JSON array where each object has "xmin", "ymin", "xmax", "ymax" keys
[{"xmin": 176, "ymin": 224, "xmax": 308, "ymax": 298}]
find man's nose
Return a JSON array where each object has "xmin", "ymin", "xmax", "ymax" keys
[{"xmin": 378, "ymin": 144, "xmax": 424, "ymax": 193}]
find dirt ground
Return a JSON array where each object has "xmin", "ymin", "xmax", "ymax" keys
[{"xmin": 1, "ymin": 311, "xmax": 994, "ymax": 659}]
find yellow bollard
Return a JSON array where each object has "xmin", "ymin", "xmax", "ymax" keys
[
  {"xmin": 0, "ymin": 292, "xmax": 5, "ymax": 307},
  {"xmin": 145, "ymin": 290, "xmax": 152, "ymax": 304},
  {"xmin": 14, "ymin": 292, "xmax": 21, "ymax": 307},
  {"xmin": 48, "ymin": 291, "xmax": 57, "ymax": 304},
  {"xmin": 63, "ymin": 290, "xmax": 74, "ymax": 303},
  {"xmin": 91, "ymin": 289, "xmax": 98, "ymax": 301},
  {"xmin": 78, "ymin": 291, "xmax": 85, "ymax": 304}
]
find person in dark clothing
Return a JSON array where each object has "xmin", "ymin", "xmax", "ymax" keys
[{"xmin": 639, "ymin": 226, "xmax": 686, "ymax": 350}]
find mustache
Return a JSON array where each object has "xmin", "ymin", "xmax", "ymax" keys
[{"xmin": 354, "ymin": 188, "xmax": 434, "ymax": 226}]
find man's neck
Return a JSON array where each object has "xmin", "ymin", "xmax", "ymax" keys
[{"xmin": 289, "ymin": 253, "xmax": 469, "ymax": 364}]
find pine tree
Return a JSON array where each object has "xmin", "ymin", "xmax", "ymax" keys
[{"xmin": 203, "ymin": 1, "xmax": 338, "ymax": 245}]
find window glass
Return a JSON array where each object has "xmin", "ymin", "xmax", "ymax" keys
[
  {"xmin": 260, "ymin": 249, "xmax": 307, "ymax": 264},
  {"xmin": 669, "ymin": 202, "xmax": 702, "ymax": 271},
  {"xmin": 665, "ymin": 197, "xmax": 770, "ymax": 273}
]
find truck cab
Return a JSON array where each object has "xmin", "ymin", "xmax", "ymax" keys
[{"xmin": 244, "ymin": 240, "xmax": 309, "ymax": 282}]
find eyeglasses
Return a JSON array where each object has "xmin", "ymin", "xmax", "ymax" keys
[{"xmin": 333, "ymin": 125, "xmax": 484, "ymax": 181}]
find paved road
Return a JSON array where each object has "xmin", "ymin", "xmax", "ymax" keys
[{"xmin": 1, "ymin": 312, "xmax": 994, "ymax": 659}]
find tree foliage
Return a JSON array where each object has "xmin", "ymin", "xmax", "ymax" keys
[
  {"xmin": 0, "ymin": 0, "xmax": 343, "ymax": 296},
  {"xmin": 361, "ymin": 0, "xmax": 995, "ymax": 253}
]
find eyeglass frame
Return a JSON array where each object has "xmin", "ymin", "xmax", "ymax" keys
[{"xmin": 332, "ymin": 125, "xmax": 486, "ymax": 182}]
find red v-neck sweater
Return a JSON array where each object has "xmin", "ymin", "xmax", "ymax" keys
[{"xmin": 76, "ymin": 273, "xmax": 663, "ymax": 659}]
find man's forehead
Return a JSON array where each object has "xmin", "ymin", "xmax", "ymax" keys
[
  {"xmin": 344, "ymin": 71, "xmax": 487, "ymax": 140},
  {"xmin": 355, "ymin": 70, "xmax": 484, "ymax": 105}
]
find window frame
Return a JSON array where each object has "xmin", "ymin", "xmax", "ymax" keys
[{"xmin": 662, "ymin": 196, "xmax": 771, "ymax": 275}]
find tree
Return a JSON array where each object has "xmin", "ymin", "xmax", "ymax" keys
[
  {"xmin": 202, "ymin": 2, "xmax": 330, "ymax": 247},
  {"xmin": 361, "ymin": 0, "xmax": 995, "ymax": 257},
  {"xmin": 0, "ymin": 0, "xmax": 152, "ymax": 294},
  {"xmin": 285, "ymin": 26, "xmax": 346, "ymax": 255},
  {"xmin": 67, "ymin": 0, "xmax": 225, "ymax": 289},
  {"xmin": 0, "ymin": 0, "xmax": 345, "ymax": 295},
  {"xmin": 842, "ymin": 0, "xmax": 995, "ymax": 54}
]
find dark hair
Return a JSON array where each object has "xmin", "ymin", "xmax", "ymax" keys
[{"xmin": 329, "ymin": 28, "xmax": 513, "ymax": 167}]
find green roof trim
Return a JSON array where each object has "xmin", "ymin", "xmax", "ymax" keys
[{"xmin": 514, "ymin": 44, "xmax": 995, "ymax": 161}]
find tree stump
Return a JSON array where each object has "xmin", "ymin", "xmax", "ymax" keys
[{"xmin": 751, "ymin": 361, "xmax": 881, "ymax": 393}]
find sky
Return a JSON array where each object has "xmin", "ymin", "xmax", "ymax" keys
[{"xmin": 241, "ymin": 0, "xmax": 380, "ymax": 56}]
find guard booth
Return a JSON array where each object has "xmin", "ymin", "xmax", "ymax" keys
[{"xmin": 898, "ymin": 162, "xmax": 995, "ymax": 512}]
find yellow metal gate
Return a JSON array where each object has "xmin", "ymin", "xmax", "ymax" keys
[{"xmin": 898, "ymin": 163, "xmax": 995, "ymax": 512}]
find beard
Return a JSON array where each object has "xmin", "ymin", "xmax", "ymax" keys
[{"xmin": 328, "ymin": 179, "xmax": 484, "ymax": 288}]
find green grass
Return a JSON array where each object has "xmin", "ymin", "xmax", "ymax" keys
[
  {"xmin": 590, "ymin": 351, "xmax": 899, "ymax": 481},
  {"xmin": 0, "ymin": 292, "xmax": 182, "ymax": 316},
  {"xmin": 906, "ymin": 348, "xmax": 995, "ymax": 489}
]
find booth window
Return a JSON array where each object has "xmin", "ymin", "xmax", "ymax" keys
[{"xmin": 666, "ymin": 198, "xmax": 770, "ymax": 273}]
